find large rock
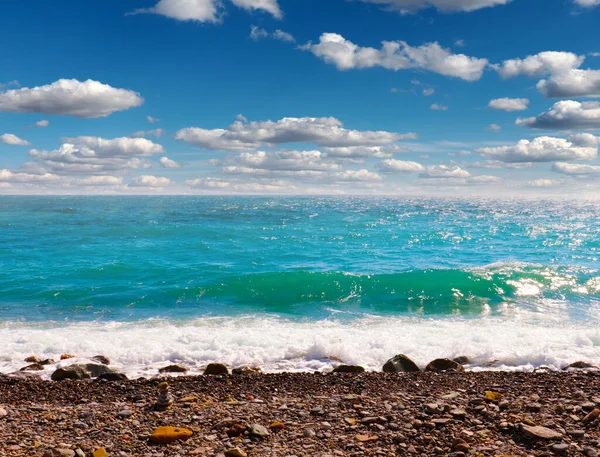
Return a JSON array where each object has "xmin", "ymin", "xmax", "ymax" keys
[
  {"xmin": 20, "ymin": 363, "xmax": 45, "ymax": 371},
  {"xmin": 51, "ymin": 365, "xmax": 92, "ymax": 381},
  {"xmin": 51, "ymin": 363, "xmax": 116, "ymax": 381},
  {"xmin": 425, "ymin": 358, "xmax": 464, "ymax": 372},
  {"xmin": 231, "ymin": 366, "xmax": 262, "ymax": 376},
  {"xmin": 204, "ymin": 363, "xmax": 229, "ymax": 375},
  {"xmin": 564, "ymin": 361, "xmax": 596, "ymax": 370},
  {"xmin": 24, "ymin": 355, "xmax": 42, "ymax": 363},
  {"xmin": 382, "ymin": 354, "xmax": 420, "ymax": 373},
  {"xmin": 90, "ymin": 355, "xmax": 110, "ymax": 365}
]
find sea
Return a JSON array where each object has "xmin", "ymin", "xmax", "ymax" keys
[{"xmin": 1, "ymin": 196, "xmax": 599, "ymax": 378}]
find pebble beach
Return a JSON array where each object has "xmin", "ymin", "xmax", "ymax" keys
[{"xmin": 3, "ymin": 367, "xmax": 600, "ymax": 457}]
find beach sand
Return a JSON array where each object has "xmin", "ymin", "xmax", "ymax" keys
[{"xmin": 2, "ymin": 371, "xmax": 600, "ymax": 456}]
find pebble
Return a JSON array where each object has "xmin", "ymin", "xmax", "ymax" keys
[
  {"xmin": 303, "ymin": 428, "xmax": 316, "ymax": 438},
  {"xmin": 551, "ymin": 443, "xmax": 569, "ymax": 454},
  {"xmin": 249, "ymin": 423, "xmax": 270, "ymax": 438},
  {"xmin": 0, "ymin": 407, "xmax": 7, "ymax": 418},
  {"xmin": 116, "ymin": 408, "xmax": 133, "ymax": 418},
  {"xmin": 224, "ymin": 448, "xmax": 247, "ymax": 457}
]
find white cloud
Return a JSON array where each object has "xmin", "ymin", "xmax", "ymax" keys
[
  {"xmin": 486, "ymin": 124, "xmax": 502, "ymax": 132},
  {"xmin": 147, "ymin": 116, "xmax": 160, "ymax": 124},
  {"xmin": 0, "ymin": 133, "xmax": 31, "ymax": 146},
  {"xmin": 175, "ymin": 116, "xmax": 414, "ymax": 152},
  {"xmin": 77, "ymin": 175, "xmax": 124, "ymax": 186},
  {"xmin": 421, "ymin": 164, "xmax": 471, "ymax": 178},
  {"xmin": 230, "ymin": 0, "xmax": 282, "ymax": 18},
  {"xmin": 573, "ymin": 0, "xmax": 600, "ymax": 6},
  {"xmin": 133, "ymin": 0, "xmax": 281, "ymax": 22},
  {"xmin": 526, "ymin": 179, "xmax": 560, "ymax": 187},
  {"xmin": 552, "ymin": 162, "xmax": 600, "ymax": 175},
  {"xmin": 0, "ymin": 79, "xmax": 143, "ymax": 118},
  {"xmin": 129, "ymin": 175, "xmax": 173, "ymax": 187},
  {"xmin": 378, "ymin": 159, "xmax": 425, "ymax": 173},
  {"xmin": 28, "ymin": 136, "xmax": 164, "ymax": 174},
  {"xmin": 132, "ymin": 0, "xmax": 222, "ymax": 22},
  {"xmin": 273, "ymin": 30, "xmax": 295, "ymax": 43},
  {"xmin": 476, "ymin": 134, "xmax": 599, "ymax": 162},
  {"xmin": 0, "ymin": 169, "xmax": 60, "ymax": 183},
  {"xmin": 159, "ymin": 156, "xmax": 182, "ymax": 168},
  {"xmin": 131, "ymin": 128, "xmax": 167, "ymax": 138},
  {"xmin": 323, "ymin": 144, "xmax": 407, "ymax": 159},
  {"xmin": 331, "ymin": 169, "xmax": 382, "ymax": 181},
  {"xmin": 537, "ymin": 69, "xmax": 600, "ymax": 98},
  {"xmin": 250, "ymin": 25, "xmax": 269, "ymax": 40},
  {"xmin": 488, "ymin": 97, "xmax": 529, "ymax": 112},
  {"xmin": 468, "ymin": 159, "xmax": 532, "ymax": 169},
  {"xmin": 495, "ymin": 51, "xmax": 584, "ymax": 79},
  {"xmin": 423, "ymin": 88, "xmax": 435, "ymax": 96},
  {"xmin": 303, "ymin": 33, "xmax": 488, "ymax": 81},
  {"xmin": 354, "ymin": 0, "xmax": 513, "ymax": 14},
  {"xmin": 221, "ymin": 150, "xmax": 341, "ymax": 176},
  {"xmin": 517, "ymin": 100, "xmax": 600, "ymax": 130},
  {"xmin": 430, "ymin": 103, "xmax": 448, "ymax": 111},
  {"xmin": 35, "ymin": 120, "xmax": 49, "ymax": 128},
  {"xmin": 186, "ymin": 177, "xmax": 293, "ymax": 193}
]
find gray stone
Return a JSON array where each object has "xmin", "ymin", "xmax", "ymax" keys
[
  {"xmin": 521, "ymin": 424, "xmax": 563, "ymax": 440},
  {"xmin": 51, "ymin": 365, "xmax": 92, "ymax": 381},
  {"xmin": 159, "ymin": 364, "xmax": 188, "ymax": 373},
  {"xmin": 249, "ymin": 423, "xmax": 270, "ymax": 438},
  {"xmin": 90, "ymin": 355, "xmax": 110, "ymax": 365},
  {"xmin": 551, "ymin": 443, "xmax": 569, "ymax": 454}
]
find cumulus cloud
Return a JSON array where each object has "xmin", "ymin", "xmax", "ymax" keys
[
  {"xmin": 0, "ymin": 133, "xmax": 31, "ymax": 146},
  {"xmin": 354, "ymin": 0, "xmax": 513, "ymax": 14},
  {"xmin": 323, "ymin": 145, "xmax": 407, "ymax": 159},
  {"xmin": 517, "ymin": 100, "xmax": 600, "ymax": 130},
  {"xmin": 77, "ymin": 176, "xmax": 124, "ymax": 186},
  {"xmin": 495, "ymin": 51, "xmax": 600, "ymax": 99},
  {"xmin": 526, "ymin": 179, "xmax": 560, "ymax": 187},
  {"xmin": 430, "ymin": 103, "xmax": 448, "ymax": 111},
  {"xmin": 186, "ymin": 177, "xmax": 293, "ymax": 193},
  {"xmin": 486, "ymin": 124, "xmax": 502, "ymax": 132},
  {"xmin": 331, "ymin": 169, "xmax": 382, "ymax": 182},
  {"xmin": 175, "ymin": 116, "xmax": 414, "ymax": 152},
  {"xmin": 147, "ymin": 116, "xmax": 160, "ymax": 124},
  {"xmin": 302, "ymin": 33, "xmax": 488, "ymax": 81},
  {"xmin": 423, "ymin": 88, "xmax": 435, "ymax": 96},
  {"xmin": 129, "ymin": 175, "xmax": 173, "ymax": 187},
  {"xmin": 537, "ymin": 69, "xmax": 600, "ymax": 98},
  {"xmin": 220, "ymin": 150, "xmax": 341, "ymax": 176},
  {"xmin": 0, "ymin": 79, "xmax": 143, "ymax": 118},
  {"xmin": 159, "ymin": 156, "xmax": 181, "ymax": 168},
  {"xmin": 378, "ymin": 159, "xmax": 425, "ymax": 173},
  {"xmin": 273, "ymin": 30, "xmax": 295, "ymax": 42},
  {"xmin": 573, "ymin": 0, "xmax": 600, "ymax": 6},
  {"xmin": 552, "ymin": 162, "xmax": 600, "ymax": 175},
  {"xmin": 488, "ymin": 97, "xmax": 529, "ymax": 112},
  {"xmin": 467, "ymin": 160, "xmax": 532, "ymax": 169},
  {"xmin": 475, "ymin": 134, "xmax": 599, "ymax": 162},
  {"xmin": 421, "ymin": 164, "xmax": 471, "ymax": 178},
  {"xmin": 495, "ymin": 51, "xmax": 584, "ymax": 79},
  {"xmin": 35, "ymin": 120, "xmax": 49, "ymax": 128},
  {"xmin": 0, "ymin": 169, "xmax": 61, "ymax": 183},
  {"xmin": 132, "ymin": 0, "xmax": 281, "ymax": 22},
  {"xmin": 28, "ymin": 136, "xmax": 164, "ymax": 174}
]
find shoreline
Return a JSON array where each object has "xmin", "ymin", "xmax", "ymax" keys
[{"xmin": 2, "ymin": 371, "xmax": 600, "ymax": 456}]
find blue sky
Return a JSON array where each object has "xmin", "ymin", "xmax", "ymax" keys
[{"xmin": 1, "ymin": 0, "xmax": 600, "ymax": 195}]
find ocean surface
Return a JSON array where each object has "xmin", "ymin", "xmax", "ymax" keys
[{"xmin": 1, "ymin": 196, "xmax": 599, "ymax": 378}]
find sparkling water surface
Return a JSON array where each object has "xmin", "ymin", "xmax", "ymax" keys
[{"xmin": 1, "ymin": 196, "xmax": 599, "ymax": 374}]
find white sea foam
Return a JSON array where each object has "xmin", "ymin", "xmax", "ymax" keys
[{"xmin": 2, "ymin": 316, "xmax": 600, "ymax": 379}]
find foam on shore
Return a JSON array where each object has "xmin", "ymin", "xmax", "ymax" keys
[{"xmin": 2, "ymin": 315, "xmax": 600, "ymax": 379}]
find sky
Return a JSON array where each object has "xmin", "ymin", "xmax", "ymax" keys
[{"xmin": 1, "ymin": 0, "xmax": 600, "ymax": 196}]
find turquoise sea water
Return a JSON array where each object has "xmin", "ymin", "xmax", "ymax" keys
[{"xmin": 1, "ymin": 196, "xmax": 600, "ymax": 375}]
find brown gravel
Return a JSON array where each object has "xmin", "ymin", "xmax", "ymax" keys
[{"xmin": 1, "ymin": 371, "xmax": 600, "ymax": 456}]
